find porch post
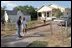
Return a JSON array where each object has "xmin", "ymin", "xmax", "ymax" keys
[
  {"xmin": 46, "ymin": 11, "xmax": 47, "ymax": 20},
  {"xmin": 46, "ymin": 12, "xmax": 47, "ymax": 17},
  {"xmin": 37, "ymin": 12, "xmax": 38, "ymax": 20},
  {"xmin": 51, "ymin": 10, "xmax": 52, "ymax": 17},
  {"xmin": 42, "ymin": 12, "xmax": 44, "ymax": 18}
]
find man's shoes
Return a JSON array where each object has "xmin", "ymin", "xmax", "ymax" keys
[
  {"xmin": 16, "ymin": 36, "xmax": 22, "ymax": 39},
  {"xmin": 18, "ymin": 36, "xmax": 22, "ymax": 38}
]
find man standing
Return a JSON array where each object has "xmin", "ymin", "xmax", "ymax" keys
[{"xmin": 17, "ymin": 16, "xmax": 22, "ymax": 38}]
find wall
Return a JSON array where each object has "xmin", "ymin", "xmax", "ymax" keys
[
  {"xmin": 9, "ymin": 15, "xmax": 18, "ymax": 24},
  {"xmin": 24, "ymin": 15, "xmax": 31, "ymax": 21},
  {"xmin": 41, "ymin": 12, "xmax": 45, "ymax": 20},
  {"xmin": 9, "ymin": 15, "xmax": 31, "ymax": 24}
]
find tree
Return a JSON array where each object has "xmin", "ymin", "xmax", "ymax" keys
[
  {"xmin": 1, "ymin": 6, "xmax": 6, "ymax": 23},
  {"xmin": 14, "ymin": 5, "xmax": 37, "ymax": 20},
  {"xmin": 52, "ymin": 8, "xmax": 63, "ymax": 18},
  {"xmin": 1, "ymin": 6, "xmax": 6, "ymax": 17},
  {"xmin": 1, "ymin": 7, "xmax": 4, "ymax": 17}
]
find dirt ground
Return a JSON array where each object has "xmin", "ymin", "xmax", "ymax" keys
[{"xmin": 1, "ymin": 21, "xmax": 71, "ymax": 47}]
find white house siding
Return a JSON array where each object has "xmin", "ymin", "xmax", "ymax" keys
[{"xmin": 41, "ymin": 12, "xmax": 45, "ymax": 19}]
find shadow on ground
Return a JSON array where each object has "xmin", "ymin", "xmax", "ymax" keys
[
  {"xmin": 1, "ymin": 42, "xmax": 29, "ymax": 47},
  {"xmin": 22, "ymin": 32, "xmax": 51, "ymax": 39},
  {"xmin": 27, "ymin": 23, "xmax": 50, "ymax": 31}
]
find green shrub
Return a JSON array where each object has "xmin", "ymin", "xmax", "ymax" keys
[{"xmin": 27, "ymin": 41, "xmax": 48, "ymax": 47}]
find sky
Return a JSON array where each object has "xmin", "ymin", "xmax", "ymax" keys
[{"xmin": 1, "ymin": 1, "xmax": 71, "ymax": 10}]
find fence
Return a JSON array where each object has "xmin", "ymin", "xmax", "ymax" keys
[
  {"xmin": 49, "ymin": 20, "xmax": 71, "ymax": 44},
  {"xmin": 51, "ymin": 20, "xmax": 71, "ymax": 36}
]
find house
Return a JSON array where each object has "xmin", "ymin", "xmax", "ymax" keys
[
  {"xmin": 64, "ymin": 8, "xmax": 71, "ymax": 17},
  {"xmin": 37, "ymin": 4, "xmax": 65, "ymax": 21},
  {"xmin": 17, "ymin": 10, "xmax": 31, "ymax": 22},
  {"xmin": 4, "ymin": 10, "xmax": 31, "ymax": 24},
  {"xmin": 4, "ymin": 10, "xmax": 18, "ymax": 23},
  {"xmin": 37, "ymin": 5, "xmax": 53, "ymax": 21}
]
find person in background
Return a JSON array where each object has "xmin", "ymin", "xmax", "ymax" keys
[
  {"xmin": 8, "ymin": 18, "xmax": 11, "ymax": 23},
  {"xmin": 2, "ymin": 17, "xmax": 5, "ymax": 26},
  {"xmin": 17, "ymin": 16, "xmax": 22, "ymax": 38},
  {"xmin": 43, "ymin": 17, "xmax": 46, "ymax": 24},
  {"xmin": 22, "ymin": 17, "xmax": 27, "ymax": 36}
]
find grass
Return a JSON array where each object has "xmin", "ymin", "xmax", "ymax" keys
[
  {"xmin": 27, "ymin": 41, "xmax": 48, "ymax": 47},
  {"xmin": 1, "ymin": 20, "xmax": 43, "ymax": 37},
  {"xmin": 1, "ymin": 23, "xmax": 17, "ymax": 37},
  {"xmin": 27, "ymin": 20, "xmax": 43, "ymax": 28}
]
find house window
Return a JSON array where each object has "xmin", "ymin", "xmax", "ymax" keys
[
  {"xmin": 38, "ymin": 12, "xmax": 41, "ymax": 17},
  {"xmin": 43, "ymin": 12, "xmax": 49, "ymax": 17},
  {"xmin": 47, "ymin": 12, "xmax": 49, "ymax": 17}
]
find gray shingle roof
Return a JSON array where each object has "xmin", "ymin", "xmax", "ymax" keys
[
  {"xmin": 21, "ymin": 11, "xmax": 30, "ymax": 15},
  {"xmin": 5, "ymin": 10, "xmax": 30, "ymax": 15},
  {"xmin": 6, "ymin": 10, "xmax": 17, "ymax": 15}
]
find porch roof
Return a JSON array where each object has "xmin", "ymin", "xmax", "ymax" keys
[{"xmin": 37, "ymin": 6, "xmax": 52, "ymax": 12}]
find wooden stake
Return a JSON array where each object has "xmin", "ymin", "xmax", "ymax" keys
[
  {"xmin": 66, "ymin": 21, "xmax": 68, "ymax": 37},
  {"xmin": 50, "ymin": 20, "xmax": 53, "ymax": 35}
]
